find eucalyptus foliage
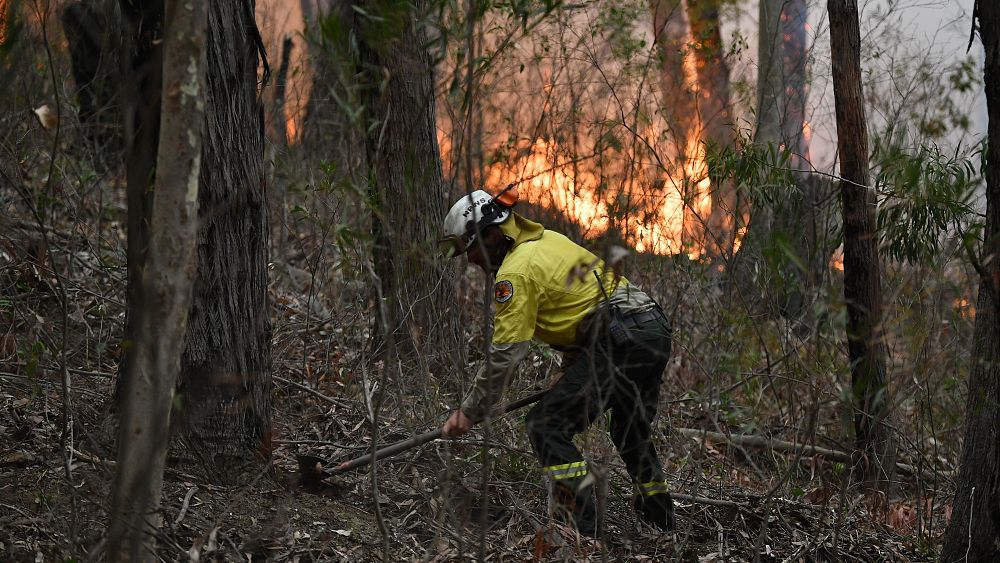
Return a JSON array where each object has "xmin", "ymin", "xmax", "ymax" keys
[{"xmin": 873, "ymin": 137, "xmax": 982, "ymax": 265}]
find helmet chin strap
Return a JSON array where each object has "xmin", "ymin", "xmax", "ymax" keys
[
  {"xmin": 479, "ymin": 231, "xmax": 514, "ymax": 273},
  {"xmin": 490, "ymin": 236, "xmax": 514, "ymax": 272}
]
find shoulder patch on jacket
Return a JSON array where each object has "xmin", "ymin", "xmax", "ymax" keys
[{"xmin": 494, "ymin": 280, "xmax": 514, "ymax": 303}]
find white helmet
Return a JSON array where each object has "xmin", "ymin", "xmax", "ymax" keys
[{"xmin": 441, "ymin": 188, "xmax": 515, "ymax": 256}]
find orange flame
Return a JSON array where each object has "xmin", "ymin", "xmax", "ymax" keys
[
  {"xmin": 484, "ymin": 138, "xmax": 608, "ymax": 237},
  {"xmin": 953, "ymin": 298, "xmax": 975, "ymax": 318},
  {"xmin": 829, "ymin": 247, "xmax": 844, "ymax": 271},
  {"xmin": 256, "ymin": 0, "xmax": 308, "ymax": 146},
  {"xmin": 257, "ymin": 2, "xmax": 737, "ymax": 258},
  {"xmin": 0, "ymin": 0, "xmax": 8, "ymax": 46},
  {"xmin": 476, "ymin": 135, "xmax": 714, "ymax": 258},
  {"xmin": 285, "ymin": 110, "xmax": 298, "ymax": 145}
]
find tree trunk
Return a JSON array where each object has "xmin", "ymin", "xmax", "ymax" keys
[
  {"xmin": 730, "ymin": 0, "xmax": 833, "ymax": 324},
  {"xmin": 61, "ymin": 0, "xmax": 119, "ymax": 156},
  {"xmin": 273, "ymin": 34, "xmax": 293, "ymax": 147},
  {"xmin": 268, "ymin": 33, "xmax": 292, "ymax": 259},
  {"xmin": 116, "ymin": 0, "xmax": 163, "ymax": 413},
  {"xmin": 107, "ymin": 0, "xmax": 205, "ymax": 558},
  {"xmin": 780, "ymin": 0, "xmax": 810, "ymax": 167},
  {"xmin": 754, "ymin": 0, "xmax": 811, "ymax": 166},
  {"xmin": 356, "ymin": 0, "xmax": 459, "ymax": 368},
  {"xmin": 649, "ymin": 0, "xmax": 704, "ymax": 254},
  {"xmin": 299, "ymin": 0, "xmax": 358, "ymax": 156},
  {"xmin": 769, "ymin": 0, "xmax": 830, "ymax": 323},
  {"xmin": 756, "ymin": 0, "xmax": 782, "ymax": 147},
  {"xmin": 686, "ymin": 0, "xmax": 737, "ymax": 256},
  {"xmin": 940, "ymin": 2, "xmax": 1000, "ymax": 559},
  {"xmin": 827, "ymin": 0, "xmax": 896, "ymax": 491},
  {"xmin": 173, "ymin": 0, "xmax": 273, "ymax": 484}
]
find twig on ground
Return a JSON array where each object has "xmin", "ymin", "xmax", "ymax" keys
[
  {"xmin": 0, "ymin": 371, "xmax": 105, "ymax": 398},
  {"xmin": 273, "ymin": 439, "xmax": 362, "ymax": 448},
  {"xmin": 274, "ymin": 375, "xmax": 354, "ymax": 409},
  {"xmin": 174, "ymin": 485, "xmax": 199, "ymax": 526},
  {"xmin": 675, "ymin": 428, "xmax": 952, "ymax": 481},
  {"xmin": 70, "ymin": 448, "xmax": 202, "ymax": 483},
  {"xmin": 0, "ymin": 502, "xmax": 36, "ymax": 519},
  {"xmin": 671, "ymin": 492, "xmax": 743, "ymax": 508}
]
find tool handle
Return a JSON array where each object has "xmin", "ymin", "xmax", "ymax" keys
[{"xmin": 329, "ymin": 389, "xmax": 548, "ymax": 475}]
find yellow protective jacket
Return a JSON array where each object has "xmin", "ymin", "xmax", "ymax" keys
[{"xmin": 460, "ymin": 213, "xmax": 655, "ymax": 418}]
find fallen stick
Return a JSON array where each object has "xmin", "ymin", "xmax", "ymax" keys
[
  {"xmin": 675, "ymin": 428, "xmax": 953, "ymax": 481},
  {"xmin": 671, "ymin": 492, "xmax": 742, "ymax": 508},
  {"xmin": 299, "ymin": 389, "xmax": 548, "ymax": 483},
  {"xmin": 274, "ymin": 375, "xmax": 354, "ymax": 409}
]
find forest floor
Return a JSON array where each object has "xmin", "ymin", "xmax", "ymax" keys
[{"xmin": 0, "ymin": 219, "xmax": 954, "ymax": 562}]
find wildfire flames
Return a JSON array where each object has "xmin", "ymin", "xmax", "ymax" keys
[
  {"xmin": 256, "ymin": 0, "xmax": 309, "ymax": 146},
  {"xmin": 953, "ymin": 298, "xmax": 975, "ymax": 319},
  {"xmin": 829, "ymin": 247, "xmax": 844, "ymax": 272},
  {"xmin": 474, "ymin": 42, "xmax": 719, "ymax": 257},
  {"xmin": 475, "ymin": 134, "xmax": 716, "ymax": 257},
  {"xmin": 254, "ymin": 0, "xmax": 809, "ymax": 259}
]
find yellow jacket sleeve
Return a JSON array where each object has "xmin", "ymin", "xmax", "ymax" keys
[
  {"xmin": 492, "ymin": 273, "xmax": 538, "ymax": 345},
  {"xmin": 460, "ymin": 341, "xmax": 531, "ymax": 419}
]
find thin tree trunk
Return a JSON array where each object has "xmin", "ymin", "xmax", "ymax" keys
[
  {"xmin": 114, "ymin": 0, "xmax": 163, "ymax": 421},
  {"xmin": 173, "ymin": 0, "xmax": 273, "ymax": 484},
  {"xmin": 269, "ymin": 33, "xmax": 293, "ymax": 259},
  {"xmin": 742, "ymin": 0, "xmax": 784, "ymax": 267},
  {"xmin": 649, "ymin": 0, "xmax": 703, "ymax": 253},
  {"xmin": 61, "ymin": 1, "xmax": 118, "ymax": 154},
  {"xmin": 828, "ymin": 0, "xmax": 896, "ymax": 491},
  {"xmin": 735, "ymin": 0, "xmax": 832, "ymax": 322},
  {"xmin": 357, "ymin": 0, "xmax": 458, "ymax": 368},
  {"xmin": 686, "ymin": 0, "xmax": 736, "ymax": 256},
  {"xmin": 780, "ymin": 0, "xmax": 810, "ymax": 168},
  {"xmin": 299, "ymin": 0, "xmax": 354, "ymax": 153},
  {"xmin": 756, "ymin": 0, "xmax": 782, "ymax": 146},
  {"xmin": 940, "ymin": 2, "xmax": 1000, "ymax": 559},
  {"xmin": 773, "ymin": 0, "xmax": 828, "ymax": 323},
  {"xmin": 107, "ymin": 0, "xmax": 206, "ymax": 558},
  {"xmin": 273, "ymin": 34, "xmax": 293, "ymax": 147}
]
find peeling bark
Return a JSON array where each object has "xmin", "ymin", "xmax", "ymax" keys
[
  {"xmin": 174, "ymin": 0, "xmax": 273, "ymax": 484},
  {"xmin": 116, "ymin": 0, "xmax": 163, "ymax": 417},
  {"xmin": 114, "ymin": 0, "xmax": 272, "ymax": 485}
]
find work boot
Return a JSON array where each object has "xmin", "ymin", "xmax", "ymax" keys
[
  {"xmin": 552, "ymin": 481, "xmax": 597, "ymax": 536},
  {"xmin": 633, "ymin": 492, "xmax": 675, "ymax": 532}
]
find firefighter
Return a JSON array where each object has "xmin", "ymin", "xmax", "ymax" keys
[{"xmin": 439, "ymin": 188, "xmax": 675, "ymax": 535}]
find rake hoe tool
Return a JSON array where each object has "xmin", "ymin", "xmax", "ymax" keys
[{"xmin": 298, "ymin": 389, "xmax": 548, "ymax": 487}]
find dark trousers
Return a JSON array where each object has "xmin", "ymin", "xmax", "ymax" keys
[{"xmin": 525, "ymin": 306, "xmax": 672, "ymax": 530}]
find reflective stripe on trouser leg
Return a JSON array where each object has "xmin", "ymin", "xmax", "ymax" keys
[
  {"xmin": 635, "ymin": 480, "xmax": 670, "ymax": 496},
  {"xmin": 543, "ymin": 460, "xmax": 588, "ymax": 481},
  {"xmin": 548, "ymin": 468, "xmax": 597, "ymax": 535}
]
